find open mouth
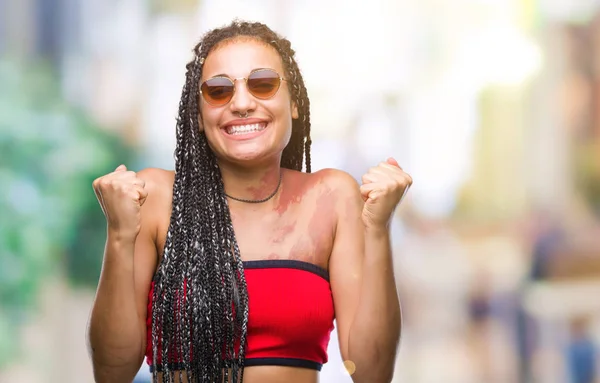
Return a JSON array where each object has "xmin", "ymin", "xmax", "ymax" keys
[{"xmin": 225, "ymin": 122, "xmax": 268, "ymax": 136}]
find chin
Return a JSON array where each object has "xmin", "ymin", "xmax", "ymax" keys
[{"xmin": 225, "ymin": 150, "xmax": 282, "ymax": 167}]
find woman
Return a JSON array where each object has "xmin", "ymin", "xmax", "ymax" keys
[{"xmin": 87, "ymin": 20, "xmax": 411, "ymax": 383}]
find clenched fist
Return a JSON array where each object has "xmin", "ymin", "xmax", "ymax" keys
[
  {"xmin": 93, "ymin": 165, "xmax": 148, "ymax": 241},
  {"xmin": 360, "ymin": 157, "xmax": 412, "ymax": 229}
]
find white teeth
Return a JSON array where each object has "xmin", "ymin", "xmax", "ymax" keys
[{"xmin": 226, "ymin": 123, "xmax": 266, "ymax": 135}]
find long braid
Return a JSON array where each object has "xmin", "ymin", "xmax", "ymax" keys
[
  {"xmin": 270, "ymin": 36, "xmax": 312, "ymax": 172},
  {"xmin": 151, "ymin": 20, "xmax": 313, "ymax": 382}
]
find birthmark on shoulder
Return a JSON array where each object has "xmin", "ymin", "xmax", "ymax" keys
[
  {"xmin": 306, "ymin": 186, "xmax": 336, "ymax": 255},
  {"xmin": 275, "ymin": 171, "xmax": 329, "ymax": 215},
  {"xmin": 275, "ymin": 173, "xmax": 304, "ymax": 215}
]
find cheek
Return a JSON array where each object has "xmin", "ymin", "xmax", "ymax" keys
[
  {"xmin": 199, "ymin": 106, "xmax": 219, "ymax": 131},
  {"xmin": 276, "ymin": 99, "xmax": 295, "ymax": 127},
  {"xmin": 280, "ymin": 118, "xmax": 294, "ymax": 150},
  {"xmin": 277, "ymin": 106, "xmax": 294, "ymax": 140},
  {"xmin": 198, "ymin": 109, "xmax": 222, "ymax": 148}
]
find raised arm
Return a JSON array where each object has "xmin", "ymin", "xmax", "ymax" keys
[
  {"xmin": 329, "ymin": 158, "xmax": 411, "ymax": 383},
  {"xmin": 87, "ymin": 167, "xmax": 162, "ymax": 382}
]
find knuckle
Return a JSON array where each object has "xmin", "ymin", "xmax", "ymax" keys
[
  {"xmin": 119, "ymin": 184, "xmax": 131, "ymax": 194},
  {"xmin": 98, "ymin": 178, "xmax": 111, "ymax": 189},
  {"xmin": 390, "ymin": 181, "xmax": 402, "ymax": 192}
]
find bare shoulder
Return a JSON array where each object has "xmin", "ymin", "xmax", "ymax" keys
[
  {"xmin": 135, "ymin": 168, "xmax": 174, "ymax": 223},
  {"xmin": 136, "ymin": 168, "xmax": 174, "ymax": 198},
  {"xmin": 283, "ymin": 167, "xmax": 359, "ymax": 195},
  {"xmin": 289, "ymin": 168, "xmax": 362, "ymax": 221},
  {"xmin": 310, "ymin": 168, "xmax": 361, "ymax": 198}
]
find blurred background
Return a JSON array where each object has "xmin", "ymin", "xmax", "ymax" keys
[{"xmin": 1, "ymin": 0, "xmax": 600, "ymax": 382}]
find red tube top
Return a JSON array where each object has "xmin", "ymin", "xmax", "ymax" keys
[{"xmin": 145, "ymin": 259, "xmax": 335, "ymax": 371}]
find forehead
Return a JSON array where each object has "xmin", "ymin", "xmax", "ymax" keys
[{"xmin": 201, "ymin": 38, "xmax": 284, "ymax": 80}]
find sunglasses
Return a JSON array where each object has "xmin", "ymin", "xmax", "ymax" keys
[{"xmin": 200, "ymin": 68, "xmax": 287, "ymax": 106}]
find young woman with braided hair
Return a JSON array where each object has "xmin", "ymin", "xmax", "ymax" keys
[{"xmin": 87, "ymin": 20, "xmax": 412, "ymax": 383}]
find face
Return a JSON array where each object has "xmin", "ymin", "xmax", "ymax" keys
[{"xmin": 198, "ymin": 38, "xmax": 299, "ymax": 166}]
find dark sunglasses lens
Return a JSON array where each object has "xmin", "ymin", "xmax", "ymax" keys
[
  {"xmin": 247, "ymin": 70, "xmax": 281, "ymax": 99},
  {"xmin": 201, "ymin": 77, "xmax": 234, "ymax": 106}
]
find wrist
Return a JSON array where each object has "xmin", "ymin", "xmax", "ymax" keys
[
  {"xmin": 363, "ymin": 223, "xmax": 390, "ymax": 237},
  {"xmin": 107, "ymin": 227, "xmax": 138, "ymax": 245}
]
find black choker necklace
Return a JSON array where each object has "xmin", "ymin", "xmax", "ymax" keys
[{"xmin": 225, "ymin": 173, "xmax": 283, "ymax": 204}]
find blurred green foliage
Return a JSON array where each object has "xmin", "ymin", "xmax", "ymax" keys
[
  {"xmin": 576, "ymin": 142, "xmax": 600, "ymax": 216},
  {"xmin": 0, "ymin": 58, "xmax": 135, "ymax": 367}
]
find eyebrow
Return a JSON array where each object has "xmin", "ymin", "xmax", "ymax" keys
[{"xmin": 203, "ymin": 68, "xmax": 274, "ymax": 80}]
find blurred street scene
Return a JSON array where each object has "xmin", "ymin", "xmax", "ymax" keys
[{"xmin": 2, "ymin": 0, "xmax": 600, "ymax": 382}]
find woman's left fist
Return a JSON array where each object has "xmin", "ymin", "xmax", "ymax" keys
[{"xmin": 360, "ymin": 157, "xmax": 412, "ymax": 229}]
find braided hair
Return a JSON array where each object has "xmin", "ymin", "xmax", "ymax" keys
[{"xmin": 151, "ymin": 20, "xmax": 312, "ymax": 382}]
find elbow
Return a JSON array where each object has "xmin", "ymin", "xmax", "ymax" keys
[
  {"xmin": 90, "ymin": 354, "xmax": 144, "ymax": 383},
  {"xmin": 380, "ymin": 363, "xmax": 396, "ymax": 383},
  {"xmin": 87, "ymin": 335, "xmax": 145, "ymax": 383},
  {"xmin": 86, "ymin": 320, "xmax": 146, "ymax": 379},
  {"xmin": 352, "ymin": 363, "xmax": 396, "ymax": 383},
  {"xmin": 349, "ymin": 343, "xmax": 399, "ymax": 383},
  {"xmin": 92, "ymin": 366, "xmax": 139, "ymax": 383},
  {"xmin": 374, "ymin": 351, "xmax": 399, "ymax": 383}
]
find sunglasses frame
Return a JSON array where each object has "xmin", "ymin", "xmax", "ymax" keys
[{"xmin": 199, "ymin": 68, "xmax": 287, "ymax": 106}]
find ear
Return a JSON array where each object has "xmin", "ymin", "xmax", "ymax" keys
[{"xmin": 291, "ymin": 101, "xmax": 299, "ymax": 119}]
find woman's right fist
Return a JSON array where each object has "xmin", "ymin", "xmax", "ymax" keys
[{"xmin": 93, "ymin": 165, "xmax": 148, "ymax": 241}]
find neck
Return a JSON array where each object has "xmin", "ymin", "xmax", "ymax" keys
[{"xmin": 218, "ymin": 160, "xmax": 283, "ymax": 204}]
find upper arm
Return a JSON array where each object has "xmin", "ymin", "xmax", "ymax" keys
[
  {"xmin": 132, "ymin": 168, "xmax": 166, "ymax": 359},
  {"xmin": 327, "ymin": 170, "xmax": 365, "ymax": 361}
]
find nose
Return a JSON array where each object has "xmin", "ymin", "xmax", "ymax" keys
[{"xmin": 229, "ymin": 78, "xmax": 256, "ymax": 115}]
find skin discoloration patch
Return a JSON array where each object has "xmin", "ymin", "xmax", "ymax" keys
[
  {"xmin": 275, "ymin": 171, "xmax": 325, "ymax": 216},
  {"xmin": 285, "ymin": 178, "xmax": 336, "ymax": 269},
  {"xmin": 288, "ymin": 237, "xmax": 314, "ymax": 264},
  {"xmin": 305, "ymin": 187, "xmax": 335, "ymax": 262},
  {"xmin": 275, "ymin": 174, "xmax": 304, "ymax": 216},
  {"xmin": 271, "ymin": 222, "xmax": 296, "ymax": 244},
  {"xmin": 246, "ymin": 171, "xmax": 281, "ymax": 200},
  {"xmin": 232, "ymin": 171, "xmax": 338, "ymax": 270}
]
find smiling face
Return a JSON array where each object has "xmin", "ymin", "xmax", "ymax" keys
[{"xmin": 199, "ymin": 38, "xmax": 299, "ymax": 167}]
